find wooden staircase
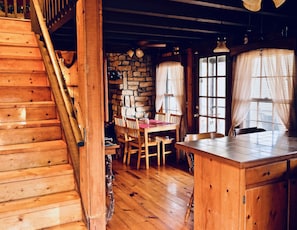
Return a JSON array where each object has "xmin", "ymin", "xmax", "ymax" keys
[{"xmin": 0, "ymin": 17, "xmax": 86, "ymax": 229}]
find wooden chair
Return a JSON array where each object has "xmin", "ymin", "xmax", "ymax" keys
[
  {"xmin": 159, "ymin": 114, "xmax": 183, "ymax": 165},
  {"xmin": 125, "ymin": 117, "xmax": 161, "ymax": 169},
  {"xmin": 114, "ymin": 115, "xmax": 130, "ymax": 164},
  {"xmin": 183, "ymin": 132, "xmax": 224, "ymax": 223},
  {"xmin": 154, "ymin": 112, "xmax": 167, "ymax": 122}
]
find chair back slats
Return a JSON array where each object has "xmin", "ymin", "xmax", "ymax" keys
[
  {"xmin": 169, "ymin": 114, "xmax": 182, "ymax": 126},
  {"xmin": 114, "ymin": 115, "xmax": 125, "ymax": 127},
  {"xmin": 184, "ymin": 132, "xmax": 224, "ymax": 173},
  {"xmin": 114, "ymin": 115, "xmax": 127, "ymax": 140},
  {"xmin": 184, "ymin": 132, "xmax": 224, "ymax": 141},
  {"xmin": 155, "ymin": 112, "xmax": 167, "ymax": 122},
  {"xmin": 125, "ymin": 117, "xmax": 140, "ymax": 140}
]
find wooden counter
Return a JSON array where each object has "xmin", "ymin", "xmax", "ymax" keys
[{"xmin": 175, "ymin": 131, "xmax": 297, "ymax": 230}]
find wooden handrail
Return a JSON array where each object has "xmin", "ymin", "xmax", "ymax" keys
[{"xmin": 30, "ymin": 0, "xmax": 83, "ymax": 185}]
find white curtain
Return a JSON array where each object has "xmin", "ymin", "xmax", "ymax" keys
[
  {"xmin": 261, "ymin": 49, "xmax": 294, "ymax": 129},
  {"xmin": 155, "ymin": 63, "xmax": 168, "ymax": 112},
  {"xmin": 229, "ymin": 48, "xmax": 295, "ymax": 136},
  {"xmin": 228, "ymin": 50, "xmax": 258, "ymax": 135},
  {"xmin": 155, "ymin": 61, "xmax": 184, "ymax": 114}
]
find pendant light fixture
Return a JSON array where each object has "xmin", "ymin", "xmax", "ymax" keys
[
  {"xmin": 135, "ymin": 48, "xmax": 144, "ymax": 58},
  {"xmin": 213, "ymin": 37, "xmax": 230, "ymax": 53},
  {"xmin": 127, "ymin": 49, "xmax": 134, "ymax": 58},
  {"xmin": 213, "ymin": 9, "xmax": 230, "ymax": 54},
  {"xmin": 126, "ymin": 48, "xmax": 144, "ymax": 58}
]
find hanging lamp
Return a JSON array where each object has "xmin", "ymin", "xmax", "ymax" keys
[
  {"xmin": 213, "ymin": 37, "xmax": 230, "ymax": 53},
  {"xmin": 135, "ymin": 48, "xmax": 144, "ymax": 58},
  {"xmin": 127, "ymin": 49, "xmax": 134, "ymax": 58}
]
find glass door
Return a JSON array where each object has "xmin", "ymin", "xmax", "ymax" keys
[{"xmin": 196, "ymin": 55, "xmax": 227, "ymax": 134}]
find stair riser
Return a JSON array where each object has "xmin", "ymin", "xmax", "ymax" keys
[
  {"xmin": 0, "ymin": 149, "xmax": 68, "ymax": 172},
  {"xmin": 0, "ymin": 59, "xmax": 45, "ymax": 71},
  {"xmin": 0, "ymin": 174, "xmax": 75, "ymax": 203},
  {"xmin": 0, "ymin": 46, "xmax": 41, "ymax": 58},
  {"xmin": 0, "ymin": 203, "xmax": 82, "ymax": 230},
  {"xmin": 0, "ymin": 87, "xmax": 52, "ymax": 103},
  {"xmin": 0, "ymin": 105, "xmax": 57, "ymax": 122},
  {"xmin": 0, "ymin": 32, "xmax": 38, "ymax": 47},
  {"xmin": 0, "ymin": 126, "xmax": 62, "ymax": 145},
  {"xmin": 0, "ymin": 19, "xmax": 32, "ymax": 33},
  {"xmin": 0, "ymin": 72, "xmax": 48, "ymax": 87}
]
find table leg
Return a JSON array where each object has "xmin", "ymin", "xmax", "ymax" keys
[
  {"xmin": 176, "ymin": 126, "xmax": 180, "ymax": 163},
  {"xmin": 144, "ymin": 130, "xmax": 149, "ymax": 169}
]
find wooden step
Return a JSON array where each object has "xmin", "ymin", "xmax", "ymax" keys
[
  {"xmin": 0, "ymin": 31, "xmax": 38, "ymax": 47},
  {"xmin": 0, "ymin": 119, "xmax": 60, "ymax": 129},
  {"xmin": 0, "ymin": 123, "xmax": 62, "ymax": 146},
  {"xmin": 43, "ymin": 221, "xmax": 87, "ymax": 230},
  {"xmin": 0, "ymin": 101, "xmax": 57, "ymax": 122},
  {"xmin": 0, "ymin": 71, "xmax": 48, "ymax": 87},
  {"xmin": 0, "ymin": 58, "xmax": 45, "ymax": 72},
  {"xmin": 0, "ymin": 18, "xmax": 32, "ymax": 33},
  {"xmin": 0, "ymin": 45, "xmax": 42, "ymax": 59},
  {"xmin": 0, "ymin": 140, "xmax": 68, "ymax": 171},
  {"xmin": 0, "ymin": 191, "xmax": 83, "ymax": 229},
  {"xmin": 0, "ymin": 86, "xmax": 51, "ymax": 103},
  {"xmin": 0, "ymin": 164, "xmax": 75, "ymax": 203}
]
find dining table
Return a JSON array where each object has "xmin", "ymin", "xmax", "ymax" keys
[{"xmin": 139, "ymin": 119, "xmax": 180, "ymax": 163}]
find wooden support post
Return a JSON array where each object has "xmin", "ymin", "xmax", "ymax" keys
[{"xmin": 76, "ymin": 0, "xmax": 106, "ymax": 229}]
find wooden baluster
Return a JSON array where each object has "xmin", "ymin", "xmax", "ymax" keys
[{"xmin": 13, "ymin": 0, "xmax": 17, "ymax": 17}]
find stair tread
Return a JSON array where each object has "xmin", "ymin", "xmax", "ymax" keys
[
  {"xmin": 0, "ymin": 190, "xmax": 80, "ymax": 218},
  {"xmin": 0, "ymin": 101, "xmax": 55, "ymax": 108},
  {"xmin": 0, "ymin": 164, "xmax": 73, "ymax": 184},
  {"xmin": 0, "ymin": 119, "xmax": 61, "ymax": 129},
  {"xmin": 44, "ymin": 221, "xmax": 87, "ymax": 230},
  {"xmin": 0, "ymin": 140, "xmax": 66, "ymax": 154},
  {"xmin": 0, "ymin": 55, "xmax": 42, "ymax": 60},
  {"xmin": 0, "ymin": 69, "xmax": 46, "ymax": 74}
]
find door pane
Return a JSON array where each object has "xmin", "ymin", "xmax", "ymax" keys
[
  {"xmin": 199, "ymin": 98, "xmax": 207, "ymax": 116},
  {"xmin": 199, "ymin": 78, "xmax": 207, "ymax": 96},
  {"xmin": 199, "ymin": 117, "xmax": 207, "ymax": 133},
  {"xmin": 208, "ymin": 57, "xmax": 216, "ymax": 77}
]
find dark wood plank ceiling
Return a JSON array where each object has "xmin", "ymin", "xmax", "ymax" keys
[{"xmin": 50, "ymin": 0, "xmax": 297, "ymax": 53}]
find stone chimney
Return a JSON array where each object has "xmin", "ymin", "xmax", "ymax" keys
[{"xmin": 107, "ymin": 53, "xmax": 155, "ymax": 119}]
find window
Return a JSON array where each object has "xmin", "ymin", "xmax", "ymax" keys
[
  {"xmin": 241, "ymin": 50, "xmax": 294, "ymax": 131},
  {"xmin": 155, "ymin": 62, "xmax": 184, "ymax": 115},
  {"xmin": 164, "ymin": 71, "xmax": 178, "ymax": 114},
  {"xmin": 198, "ymin": 55, "xmax": 227, "ymax": 134}
]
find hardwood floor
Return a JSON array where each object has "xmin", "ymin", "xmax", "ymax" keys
[{"xmin": 106, "ymin": 156, "xmax": 194, "ymax": 230}]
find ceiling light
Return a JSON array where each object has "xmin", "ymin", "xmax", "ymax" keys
[
  {"xmin": 242, "ymin": 0, "xmax": 286, "ymax": 12},
  {"xmin": 213, "ymin": 37, "xmax": 230, "ymax": 53},
  {"xmin": 127, "ymin": 49, "xmax": 134, "ymax": 58},
  {"xmin": 273, "ymin": 0, "xmax": 286, "ymax": 8},
  {"xmin": 135, "ymin": 48, "xmax": 144, "ymax": 58}
]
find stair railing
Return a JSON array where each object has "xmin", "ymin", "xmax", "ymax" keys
[
  {"xmin": 30, "ymin": 0, "xmax": 83, "ymax": 186},
  {"xmin": 1, "ymin": 0, "xmax": 30, "ymax": 19}
]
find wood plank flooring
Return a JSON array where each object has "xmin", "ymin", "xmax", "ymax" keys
[{"xmin": 106, "ymin": 157, "xmax": 194, "ymax": 230}]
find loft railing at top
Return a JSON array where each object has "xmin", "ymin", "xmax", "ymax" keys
[
  {"xmin": 0, "ymin": 0, "xmax": 30, "ymax": 18},
  {"xmin": 42, "ymin": 0, "xmax": 76, "ymax": 32}
]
